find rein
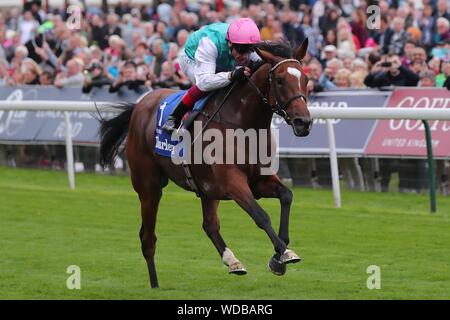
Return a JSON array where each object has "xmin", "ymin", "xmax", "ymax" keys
[
  {"xmin": 247, "ymin": 59, "xmax": 308, "ymax": 125},
  {"xmin": 189, "ymin": 58, "xmax": 308, "ymax": 134},
  {"xmin": 190, "ymin": 81, "xmax": 239, "ymax": 145}
]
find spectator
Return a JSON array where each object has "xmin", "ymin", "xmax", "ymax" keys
[
  {"xmin": 337, "ymin": 27, "xmax": 356, "ymax": 59},
  {"xmin": 438, "ymin": 60, "xmax": 450, "ymax": 89},
  {"xmin": 88, "ymin": 45, "xmax": 103, "ymax": 62},
  {"xmin": 176, "ymin": 29, "xmax": 189, "ymax": 52},
  {"xmin": 133, "ymin": 42, "xmax": 152, "ymax": 65},
  {"xmin": 90, "ymin": 14, "xmax": 109, "ymax": 49},
  {"xmin": 435, "ymin": 0, "xmax": 450, "ymax": 21},
  {"xmin": 157, "ymin": 1, "xmax": 172, "ymax": 25},
  {"xmin": 334, "ymin": 68, "xmax": 352, "ymax": 87},
  {"xmin": 387, "ymin": 17, "xmax": 410, "ymax": 56},
  {"xmin": 419, "ymin": 4, "xmax": 436, "ymax": 51},
  {"xmin": 18, "ymin": 10, "xmax": 38, "ymax": 45},
  {"xmin": 7, "ymin": 67, "xmax": 24, "ymax": 86},
  {"xmin": 105, "ymin": 13, "xmax": 122, "ymax": 38},
  {"xmin": 153, "ymin": 61, "xmax": 179, "ymax": 88},
  {"xmin": 323, "ymin": 29, "xmax": 337, "ymax": 47},
  {"xmin": 0, "ymin": 58, "xmax": 9, "ymax": 85},
  {"xmin": 319, "ymin": 7, "xmax": 339, "ymax": 38},
  {"xmin": 339, "ymin": 57, "xmax": 350, "ymax": 70},
  {"xmin": 319, "ymin": 58, "xmax": 342, "ymax": 90},
  {"xmin": 131, "ymin": 31, "xmax": 145, "ymax": 51},
  {"xmin": 301, "ymin": 13, "xmax": 323, "ymax": 58},
  {"xmin": 39, "ymin": 69, "xmax": 54, "ymax": 85},
  {"xmin": 401, "ymin": 40, "xmax": 416, "ymax": 67},
  {"xmin": 409, "ymin": 47, "xmax": 429, "ymax": 74},
  {"xmin": 336, "ymin": 17, "xmax": 360, "ymax": 50},
  {"xmin": 109, "ymin": 60, "xmax": 146, "ymax": 93},
  {"xmin": 418, "ymin": 69, "xmax": 436, "ymax": 87},
  {"xmin": 364, "ymin": 55, "xmax": 420, "ymax": 87},
  {"xmin": 428, "ymin": 56, "xmax": 442, "ymax": 75},
  {"xmin": 149, "ymin": 38, "xmax": 166, "ymax": 80},
  {"xmin": 82, "ymin": 60, "xmax": 112, "ymax": 93},
  {"xmin": 374, "ymin": 14, "xmax": 394, "ymax": 55},
  {"xmin": 349, "ymin": 10, "xmax": 367, "ymax": 47},
  {"xmin": 434, "ymin": 17, "xmax": 450, "ymax": 44},
  {"xmin": 22, "ymin": 58, "xmax": 42, "ymax": 85},
  {"xmin": 109, "ymin": 34, "xmax": 131, "ymax": 63},
  {"xmin": 11, "ymin": 45, "xmax": 28, "ymax": 70},
  {"xmin": 320, "ymin": 44, "xmax": 337, "ymax": 68},
  {"xmin": 54, "ymin": 58, "xmax": 84, "ymax": 88},
  {"xmin": 143, "ymin": 22, "xmax": 159, "ymax": 49},
  {"xmin": 350, "ymin": 58, "xmax": 369, "ymax": 74},
  {"xmin": 123, "ymin": 17, "xmax": 143, "ymax": 49},
  {"xmin": 306, "ymin": 60, "xmax": 324, "ymax": 92},
  {"xmin": 57, "ymin": 31, "xmax": 84, "ymax": 67},
  {"xmin": 261, "ymin": 14, "xmax": 276, "ymax": 41},
  {"xmin": 349, "ymin": 70, "xmax": 367, "ymax": 88},
  {"xmin": 155, "ymin": 20, "xmax": 170, "ymax": 43}
]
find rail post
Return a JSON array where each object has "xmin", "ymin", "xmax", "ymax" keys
[
  {"xmin": 326, "ymin": 119, "xmax": 341, "ymax": 208},
  {"xmin": 64, "ymin": 112, "xmax": 75, "ymax": 190},
  {"xmin": 422, "ymin": 120, "xmax": 436, "ymax": 213}
]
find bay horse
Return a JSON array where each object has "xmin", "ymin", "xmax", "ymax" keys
[{"xmin": 99, "ymin": 39, "xmax": 311, "ymax": 288}]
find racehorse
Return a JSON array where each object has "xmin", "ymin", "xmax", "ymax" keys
[{"xmin": 99, "ymin": 39, "xmax": 311, "ymax": 288}]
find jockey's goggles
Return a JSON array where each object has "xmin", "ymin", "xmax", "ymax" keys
[{"xmin": 231, "ymin": 43, "xmax": 254, "ymax": 54}]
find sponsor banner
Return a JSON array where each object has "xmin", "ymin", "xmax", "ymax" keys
[
  {"xmin": 364, "ymin": 88, "xmax": 450, "ymax": 158},
  {"xmin": 273, "ymin": 91, "xmax": 391, "ymax": 155},
  {"xmin": 0, "ymin": 86, "xmax": 145, "ymax": 143}
]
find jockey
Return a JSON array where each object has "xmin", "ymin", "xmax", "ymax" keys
[{"xmin": 162, "ymin": 18, "xmax": 261, "ymax": 133}]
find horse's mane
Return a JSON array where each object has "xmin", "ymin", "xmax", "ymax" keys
[{"xmin": 254, "ymin": 40, "xmax": 294, "ymax": 59}]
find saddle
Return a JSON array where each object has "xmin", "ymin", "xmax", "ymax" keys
[{"xmin": 154, "ymin": 90, "xmax": 211, "ymax": 158}]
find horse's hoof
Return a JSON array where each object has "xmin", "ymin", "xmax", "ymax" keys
[
  {"xmin": 280, "ymin": 249, "xmax": 301, "ymax": 264},
  {"xmin": 228, "ymin": 261, "xmax": 247, "ymax": 275},
  {"xmin": 268, "ymin": 254, "xmax": 286, "ymax": 276}
]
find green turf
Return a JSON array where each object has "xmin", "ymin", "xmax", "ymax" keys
[{"xmin": 0, "ymin": 166, "xmax": 449, "ymax": 300}]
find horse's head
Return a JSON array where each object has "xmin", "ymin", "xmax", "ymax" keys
[{"xmin": 255, "ymin": 39, "xmax": 311, "ymax": 137}]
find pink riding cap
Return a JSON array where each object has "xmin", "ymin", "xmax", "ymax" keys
[{"xmin": 226, "ymin": 18, "xmax": 261, "ymax": 44}]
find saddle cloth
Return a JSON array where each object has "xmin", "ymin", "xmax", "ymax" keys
[{"xmin": 154, "ymin": 90, "xmax": 211, "ymax": 158}]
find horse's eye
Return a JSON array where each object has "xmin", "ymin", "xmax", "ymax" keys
[{"xmin": 276, "ymin": 78, "xmax": 283, "ymax": 86}]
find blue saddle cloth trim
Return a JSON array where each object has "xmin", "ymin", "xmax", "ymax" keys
[{"xmin": 154, "ymin": 90, "xmax": 210, "ymax": 158}]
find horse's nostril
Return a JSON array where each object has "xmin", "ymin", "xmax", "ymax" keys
[
  {"xmin": 293, "ymin": 118, "xmax": 304, "ymax": 127},
  {"xmin": 293, "ymin": 117, "xmax": 311, "ymax": 128}
]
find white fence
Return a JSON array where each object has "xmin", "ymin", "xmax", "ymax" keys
[{"xmin": 1, "ymin": 100, "xmax": 450, "ymax": 210}]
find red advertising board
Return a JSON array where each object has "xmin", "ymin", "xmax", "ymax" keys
[{"xmin": 364, "ymin": 88, "xmax": 450, "ymax": 158}]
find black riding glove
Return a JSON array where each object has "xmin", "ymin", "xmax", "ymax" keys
[{"xmin": 230, "ymin": 67, "xmax": 247, "ymax": 82}]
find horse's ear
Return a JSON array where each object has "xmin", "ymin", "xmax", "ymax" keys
[
  {"xmin": 255, "ymin": 47, "xmax": 277, "ymax": 64},
  {"xmin": 295, "ymin": 38, "xmax": 309, "ymax": 62}
]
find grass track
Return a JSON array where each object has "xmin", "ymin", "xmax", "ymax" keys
[{"xmin": 0, "ymin": 167, "xmax": 449, "ymax": 300}]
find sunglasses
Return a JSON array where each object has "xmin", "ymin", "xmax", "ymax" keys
[{"xmin": 232, "ymin": 44, "xmax": 253, "ymax": 54}]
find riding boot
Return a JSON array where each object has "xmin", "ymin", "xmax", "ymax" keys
[{"xmin": 162, "ymin": 100, "xmax": 190, "ymax": 133}]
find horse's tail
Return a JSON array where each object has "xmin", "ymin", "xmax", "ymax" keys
[{"xmin": 99, "ymin": 102, "xmax": 136, "ymax": 167}]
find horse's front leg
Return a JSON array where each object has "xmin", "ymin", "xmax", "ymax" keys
[
  {"xmin": 252, "ymin": 174, "xmax": 301, "ymax": 275},
  {"xmin": 226, "ymin": 170, "xmax": 295, "ymax": 272},
  {"xmin": 201, "ymin": 197, "xmax": 247, "ymax": 275}
]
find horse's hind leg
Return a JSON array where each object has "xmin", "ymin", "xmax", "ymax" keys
[
  {"xmin": 201, "ymin": 198, "xmax": 246, "ymax": 275},
  {"xmin": 138, "ymin": 187, "xmax": 162, "ymax": 288}
]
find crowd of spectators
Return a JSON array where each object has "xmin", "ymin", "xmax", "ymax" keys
[
  {"xmin": 0, "ymin": 0, "xmax": 449, "ymax": 93},
  {"xmin": 0, "ymin": 0, "xmax": 449, "ymax": 194}
]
